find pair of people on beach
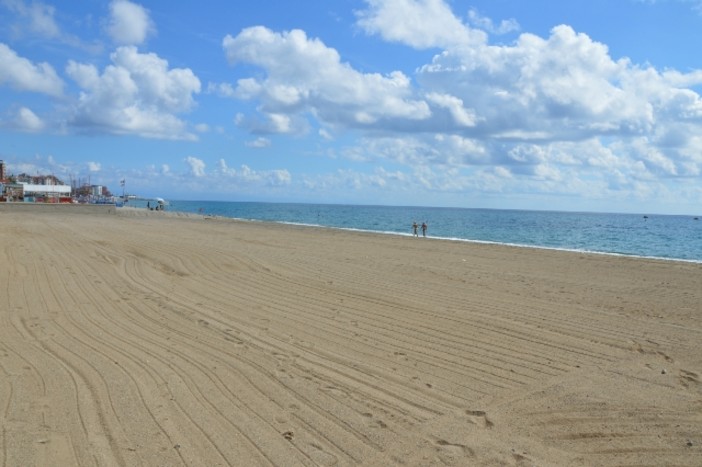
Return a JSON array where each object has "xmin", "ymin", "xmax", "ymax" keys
[{"xmin": 412, "ymin": 221, "xmax": 427, "ymax": 237}]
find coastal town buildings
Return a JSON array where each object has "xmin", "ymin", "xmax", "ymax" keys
[{"xmin": 0, "ymin": 160, "xmax": 114, "ymax": 203}]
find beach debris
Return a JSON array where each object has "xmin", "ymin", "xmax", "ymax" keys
[
  {"xmin": 283, "ymin": 431, "xmax": 294, "ymax": 441},
  {"xmin": 661, "ymin": 368, "xmax": 667, "ymax": 374},
  {"xmin": 686, "ymin": 439, "xmax": 693, "ymax": 447}
]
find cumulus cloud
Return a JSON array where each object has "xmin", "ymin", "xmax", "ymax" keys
[
  {"xmin": 417, "ymin": 25, "xmax": 656, "ymax": 139},
  {"xmin": 222, "ymin": 26, "xmax": 430, "ymax": 133},
  {"xmin": 185, "ymin": 156, "xmax": 206, "ymax": 177},
  {"xmin": 416, "ymin": 23, "xmax": 702, "ymax": 178},
  {"xmin": 425, "ymin": 92, "xmax": 478, "ymax": 127},
  {"xmin": 109, "ymin": 159, "xmax": 293, "ymax": 198},
  {"xmin": 1, "ymin": 0, "xmax": 100, "ymax": 51},
  {"xmin": 215, "ymin": 0, "xmax": 702, "ymax": 206},
  {"xmin": 356, "ymin": 0, "xmax": 486, "ymax": 49},
  {"xmin": 106, "ymin": 0, "xmax": 155, "ymax": 45},
  {"xmin": 0, "ymin": 43, "xmax": 63, "ymax": 96},
  {"xmin": 66, "ymin": 46, "xmax": 201, "ymax": 139},
  {"xmin": 233, "ymin": 110, "xmax": 310, "ymax": 135},
  {"xmin": 1, "ymin": 0, "xmax": 60, "ymax": 38},
  {"xmin": 245, "ymin": 137, "xmax": 271, "ymax": 148},
  {"xmin": 216, "ymin": 160, "xmax": 291, "ymax": 186},
  {"xmin": 467, "ymin": 8, "xmax": 520, "ymax": 35},
  {"xmin": 13, "ymin": 106, "xmax": 45, "ymax": 131},
  {"xmin": 3, "ymin": 0, "xmax": 699, "ymax": 210}
]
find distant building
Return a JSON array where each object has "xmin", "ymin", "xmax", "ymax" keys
[
  {"xmin": 21, "ymin": 183, "xmax": 72, "ymax": 202},
  {"xmin": 0, "ymin": 182, "xmax": 23, "ymax": 202},
  {"xmin": 1, "ymin": 162, "xmax": 115, "ymax": 203},
  {"xmin": 0, "ymin": 160, "xmax": 21, "ymax": 201},
  {"xmin": 15, "ymin": 173, "xmax": 65, "ymax": 185},
  {"xmin": 1, "ymin": 163, "xmax": 73, "ymax": 203}
]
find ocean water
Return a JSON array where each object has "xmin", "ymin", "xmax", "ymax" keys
[{"xmin": 124, "ymin": 200, "xmax": 702, "ymax": 263}]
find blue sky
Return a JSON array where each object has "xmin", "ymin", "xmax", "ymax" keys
[{"xmin": 1, "ymin": 0, "xmax": 702, "ymax": 214}]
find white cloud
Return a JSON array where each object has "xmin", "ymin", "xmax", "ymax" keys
[
  {"xmin": 493, "ymin": 166, "xmax": 512, "ymax": 179},
  {"xmin": 219, "ymin": 0, "xmax": 702, "ymax": 201},
  {"xmin": 245, "ymin": 137, "xmax": 271, "ymax": 148},
  {"xmin": 87, "ymin": 161, "xmax": 101, "ymax": 172},
  {"xmin": 13, "ymin": 106, "xmax": 44, "ymax": 131},
  {"xmin": 319, "ymin": 128, "xmax": 333, "ymax": 140},
  {"xmin": 106, "ymin": 0, "xmax": 155, "ymax": 45},
  {"xmin": 356, "ymin": 0, "xmax": 486, "ymax": 49},
  {"xmin": 418, "ymin": 25, "xmax": 654, "ymax": 139},
  {"xmin": 269, "ymin": 169, "xmax": 292, "ymax": 185},
  {"xmin": 3, "ymin": 0, "xmax": 699, "ymax": 211},
  {"xmin": 0, "ymin": 43, "xmax": 63, "ymax": 96},
  {"xmin": 207, "ymin": 81, "xmax": 239, "ymax": 98},
  {"xmin": 1, "ymin": 0, "xmax": 101, "ymax": 52},
  {"xmin": 1, "ymin": 0, "xmax": 60, "ymax": 37},
  {"xmin": 185, "ymin": 156, "xmax": 206, "ymax": 177},
  {"xmin": 216, "ymin": 160, "xmax": 291, "ymax": 187},
  {"xmin": 66, "ymin": 46, "xmax": 201, "ymax": 139},
  {"xmin": 222, "ymin": 26, "xmax": 430, "ymax": 133},
  {"xmin": 467, "ymin": 8, "xmax": 520, "ymax": 35},
  {"xmin": 1, "ymin": 0, "xmax": 55, "ymax": 37},
  {"xmin": 267, "ymin": 113, "xmax": 292, "ymax": 133},
  {"xmin": 234, "ymin": 111, "xmax": 310, "ymax": 135},
  {"xmin": 425, "ymin": 92, "xmax": 478, "ymax": 127}
]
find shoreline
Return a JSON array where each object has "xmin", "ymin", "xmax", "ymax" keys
[
  {"xmin": 269, "ymin": 220, "xmax": 702, "ymax": 265},
  {"xmin": 116, "ymin": 204, "xmax": 702, "ymax": 265}
]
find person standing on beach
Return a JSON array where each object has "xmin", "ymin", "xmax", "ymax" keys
[
  {"xmin": 412, "ymin": 221, "xmax": 419, "ymax": 237},
  {"xmin": 421, "ymin": 222, "xmax": 427, "ymax": 237}
]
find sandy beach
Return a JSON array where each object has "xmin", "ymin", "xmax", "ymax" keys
[{"xmin": 1, "ymin": 207, "xmax": 700, "ymax": 466}]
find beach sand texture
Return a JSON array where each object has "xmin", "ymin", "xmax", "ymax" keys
[{"xmin": 1, "ymin": 208, "xmax": 701, "ymax": 466}]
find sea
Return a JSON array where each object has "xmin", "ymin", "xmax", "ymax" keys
[{"xmin": 125, "ymin": 200, "xmax": 702, "ymax": 263}]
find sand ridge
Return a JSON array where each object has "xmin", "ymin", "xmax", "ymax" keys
[{"xmin": 1, "ymin": 208, "xmax": 700, "ymax": 466}]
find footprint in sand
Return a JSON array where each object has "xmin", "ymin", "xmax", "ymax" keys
[
  {"xmin": 307, "ymin": 442, "xmax": 338, "ymax": 466},
  {"xmin": 465, "ymin": 410, "xmax": 494, "ymax": 429},
  {"xmin": 512, "ymin": 450, "xmax": 534, "ymax": 466},
  {"xmin": 361, "ymin": 412, "xmax": 388, "ymax": 429},
  {"xmin": 630, "ymin": 341, "xmax": 674, "ymax": 362},
  {"xmin": 320, "ymin": 385, "xmax": 349, "ymax": 398},
  {"xmin": 273, "ymin": 352, "xmax": 296, "ymax": 379},
  {"xmin": 434, "ymin": 438, "xmax": 475, "ymax": 464},
  {"xmin": 679, "ymin": 370, "xmax": 700, "ymax": 388}
]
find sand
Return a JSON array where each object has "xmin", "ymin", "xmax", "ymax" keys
[{"xmin": 1, "ymin": 207, "xmax": 700, "ymax": 466}]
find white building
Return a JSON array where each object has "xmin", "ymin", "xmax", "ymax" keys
[{"xmin": 20, "ymin": 183, "xmax": 72, "ymax": 200}]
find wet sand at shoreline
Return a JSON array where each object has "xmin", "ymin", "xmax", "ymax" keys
[{"xmin": 1, "ymin": 207, "xmax": 700, "ymax": 465}]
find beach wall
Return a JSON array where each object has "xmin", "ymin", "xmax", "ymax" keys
[{"xmin": 0, "ymin": 202, "xmax": 115, "ymax": 215}]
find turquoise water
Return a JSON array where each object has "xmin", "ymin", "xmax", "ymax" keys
[{"xmin": 124, "ymin": 200, "xmax": 702, "ymax": 262}]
